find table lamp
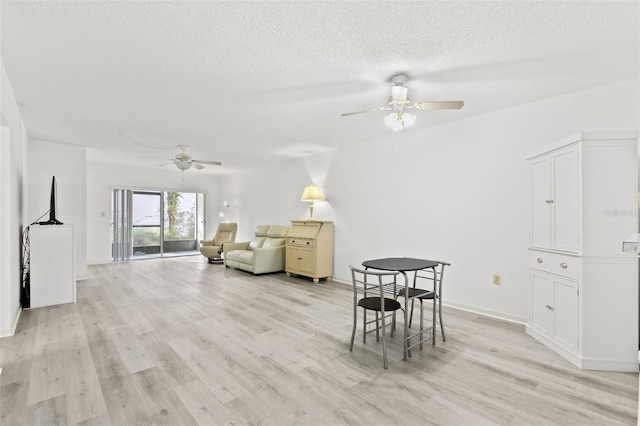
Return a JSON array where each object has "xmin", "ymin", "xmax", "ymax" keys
[{"xmin": 300, "ymin": 183, "xmax": 324, "ymax": 220}]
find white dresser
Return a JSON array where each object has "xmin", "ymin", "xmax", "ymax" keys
[
  {"xmin": 526, "ymin": 131, "xmax": 638, "ymax": 372},
  {"xmin": 29, "ymin": 224, "xmax": 76, "ymax": 308}
]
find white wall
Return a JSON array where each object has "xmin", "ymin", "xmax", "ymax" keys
[
  {"xmin": 28, "ymin": 139, "xmax": 88, "ymax": 279},
  {"xmin": 0, "ymin": 57, "xmax": 27, "ymax": 337},
  {"xmin": 86, "ymin": 162, "xmax": 221, "ymax": 264},
  {"xmin": 218, "ymin": 77, "xmax": 640, "ymax": 321}
]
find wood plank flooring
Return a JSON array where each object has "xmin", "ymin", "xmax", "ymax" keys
[{"xmin": 1, "ymin": 256, "xmax": 638, "ymax": 425}]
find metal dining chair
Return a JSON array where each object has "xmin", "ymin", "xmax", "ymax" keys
[
  {"xmin": 349, "ymin": 265, "xmax": 403, "ymax": 369},
  {"xmin": 396, "ymin": 261, "xmax": 450, "ymax": 348}
]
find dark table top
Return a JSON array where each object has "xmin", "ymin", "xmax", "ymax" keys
[{"xmin": 362, "ymin": 257, "xmax": 439, "ymax": 272}]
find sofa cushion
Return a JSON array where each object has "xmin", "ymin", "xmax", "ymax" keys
[
  {"xmin": 225, "ymin": 250, "xmax": 241, "ymax": 262},
  {"xmin": 267, "ymin": 226, "xmax": 289, "ymax": 238},
  {"xmin": 238, "ymin": 251, "xmax": 254, "ymax": 264},
  {"xmin": 255, "ymin": 225, "xmax": 270, "ymax": 237},
  {"xmin": 262, "ymin": 237, "xmax": 286, "ymax": 248},
  {"xmin": 248, "ymin": 236, "xmax": 266, "ymax": 250}
]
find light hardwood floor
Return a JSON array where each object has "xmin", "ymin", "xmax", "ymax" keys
[{"xmin": 1, "ymin": 256, "xmax": 638, "ymax": 425}]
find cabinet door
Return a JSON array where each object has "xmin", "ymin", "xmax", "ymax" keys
[
  {"xmin": 530, "ymin": 156, "xmax": 552, "ymax": 248},
  {"xmin": 553, "ymin": 278, "xmax": 579, "ymax": 350},
  {"xmin": 530, "ymin": 271, "xmax": 554, "ymax": 334},
  {"xmin": 286, "ymin": 246, "xmax": 300, "ymax": 272},
  {"xmin": 551, "ymin": 146, "xmax": 579, "ymax": 252},
  {"xmin": 298, "ymin": 247, "xmax": 316, "ymax": 274}
]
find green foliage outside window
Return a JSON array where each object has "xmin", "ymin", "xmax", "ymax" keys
[{"xmin": 164, "ymin": 192, "xmax": 196, "ymax": 241}]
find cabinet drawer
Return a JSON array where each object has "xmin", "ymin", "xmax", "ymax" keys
[
  {"xmin": 287, "ymin": 237, "xmax": 315, "ymax": 247},
  {"xmin": 529, "ymin": 250, "xmax": 579, "ymax": 281}
]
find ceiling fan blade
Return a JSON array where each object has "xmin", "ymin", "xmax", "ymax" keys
[
  {"xmin": 193, "ymin": 162, "xmax": 205, "ymax": 170},
  {"xmin": 340, "ymin": 106, "xmax": 392, "ymax": 117},
  {"xmin": 157, "ymin": 161, "xmax": 173, "ymax": 167},
  {"xmin": 412, "ymin": 101, "xmax": 464, "ymax": 110},
  {"xmin": 194, "ymin": 160, "xmax": 222, "ymax": 166}
]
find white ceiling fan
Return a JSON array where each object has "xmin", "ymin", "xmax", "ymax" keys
[
  {"xmin": 161, "ymin": 145, "xmax": 222, "ymax": 171},
  {"xmin": 341, "ymin": 74, "xmax": 464, "ymax": 131}
]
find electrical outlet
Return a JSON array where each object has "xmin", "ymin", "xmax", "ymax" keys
[{"xmin": 493, "ymin": 274, "xmax": 501, "ymax": 285}]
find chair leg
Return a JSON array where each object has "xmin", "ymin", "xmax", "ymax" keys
[
  {"xmin": 419, "ymin": 299, "xmax": 424, "ymax": 349},
  {"xmin": 375, "ymin": 312, "xmax": 380, "ymax": 342},
  {"xmin": 438, "ymin": 296, "xmax": 446, "ymax": 342},
  {"xmin": 409, "ymin": 298, "xmax": 415, "ymax": 328},
  {"xmin": 432, "ymin": 294, "xmax": 437, "ymax": 345},
  {"xmin": 380, "ymin": 311, "xmax": 389, "ymax": 369},
  {"xmin": 362, "ymin": 310, "xmax": 367, "ymax": 343},
  {"xmin": 350, "ymin": 305, "xmax": 357, "ymax": 351},
  {"xmin": 390, "ymin": 311, "xmax": 395, "ymax": 337}
]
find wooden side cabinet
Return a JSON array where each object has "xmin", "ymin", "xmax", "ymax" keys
[{"xmin": 285, "ymin": 220, "xmax": 333, "ymax": 283}]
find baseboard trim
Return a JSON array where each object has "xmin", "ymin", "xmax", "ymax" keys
[
  {"xmin": 0, "ymin": 307, "xmax": 22, "ymax": 338},
  {"xmin": 580, "ymin": 357, "xmax": 640, "ymax": 373},
  {"xmin": 331, "ymin": 278, "xmax": 527, "ymax": 325},
  {"xmin": 442, "ymin": 301, "xmax": 527, "ymax": 325},
  {"xmin": 526, "ymin": 325, "xmax": 639, "ymax": 372},
  {"xmin": 526, "ymin": 325, "xmax": 581, "ymax": 368}
]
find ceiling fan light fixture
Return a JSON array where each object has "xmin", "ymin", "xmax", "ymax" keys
[
  {"xmin": 401, "ymin": 112, "xmax": 416, "ymax": 127},
  {"xmin": 384, "ymin": 111, "xmax": 415, "ymax": 131},
  {"xmin": 175, "ymin": 160, "xmax": 192, "ymax": 171}
]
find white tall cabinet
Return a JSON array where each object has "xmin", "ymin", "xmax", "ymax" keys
[
  {"xmin": 29, "ymin": 224, "xmax": 76, "ymax": 308},
  {"xmin": 526, "ymin": 132, "xmax": 638, "ymax": 372}
]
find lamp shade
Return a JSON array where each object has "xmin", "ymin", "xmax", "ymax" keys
[{"xmin": 300, "ymin": 184, "xmax": 324, "ymax": 202}]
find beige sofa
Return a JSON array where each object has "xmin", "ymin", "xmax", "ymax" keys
[{"xmin": 223, "ymin": 225, "xmax": 289, "ymax": 274}]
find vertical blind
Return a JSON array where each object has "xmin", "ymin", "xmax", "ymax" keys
[{"xmin": 111, "ymin": 188, "xmax": 131, "ymax": 262}]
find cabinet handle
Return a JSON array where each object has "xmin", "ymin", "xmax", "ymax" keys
[
  {"xmin": 545, "ymin": 200, "xmax": 554, "ymax": 204},
  {"xmin": 546, "ymin": 305, "xmax": 554, "ymax": 311},
  {"xmin": 537, "ymin": 258, "xmax": 543, "ymax": 263},
  {"xmin": 560, "ymin": 262, "xmax": 568, "ymax": 269},
  {"xmin": 306, "ymin": 241, "xmax": 310, "ymax": 245}
]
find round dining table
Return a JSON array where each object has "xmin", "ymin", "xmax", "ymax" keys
[{"xmin": 362, "ymin": 257, "xmax": 439, "ymax": 360}]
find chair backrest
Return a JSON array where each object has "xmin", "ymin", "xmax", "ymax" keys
[
  {"xmin": 249, "ymin": 225, "xmax": 289, "ymax": 250},
  {"xmin": 349, "ymin": 264, "xmax": 399, "ymax": 306},
  {"xmin": 413, "ymin": 261, "xmax": 450, "ymax": 297},
  {"xmin": 213, "ymin": 222, "xmax": 237, "ymax": 245}
]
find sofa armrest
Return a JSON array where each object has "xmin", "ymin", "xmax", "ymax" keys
[
  {"xmin": 201, "ymin": 240, "xmax": 214, "ymax": 247},
  {"xmin": 223, "ymin": 241, "xmax": 250, "ymax": 253},
  {"xmin": 251, "ymin": 245, "xmax": 286, "ymax": 274}
]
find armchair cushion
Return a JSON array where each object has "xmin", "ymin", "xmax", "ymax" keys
[{"xmin": 224, "ymin": 224, "xmax": 289, "ymax": 274}]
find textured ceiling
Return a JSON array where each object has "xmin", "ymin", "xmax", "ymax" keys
[{"xmin": 1, "ymin": 1, "xmax": 638, "ymax": 175}]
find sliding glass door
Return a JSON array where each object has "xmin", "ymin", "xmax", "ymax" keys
[
  {"xmin": 112, "ymin": 188, "xmax": 205, "ymax": 261},
  {"xmin": 132, "ymin": 191, "xmax": 162, "ymax": 256},
  {"xmin": 163, "ymin": 191, "xmax": 198, "ymax": 254}
]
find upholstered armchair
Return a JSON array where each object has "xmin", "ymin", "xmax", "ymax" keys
[
  {"xmin": 200, "ymin": 222, "xmax": 238, "ymax": 263},
  {"xmin": 223, "ymin": 225, "xmax": 289, "ymax": 274}
]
